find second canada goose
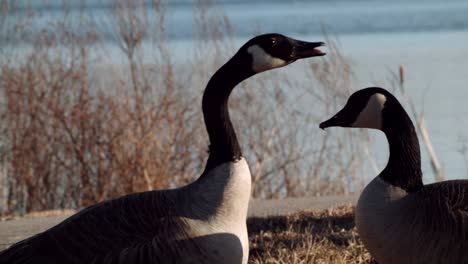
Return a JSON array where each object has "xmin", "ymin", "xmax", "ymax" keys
[
  {"xmin": 0, "ymin": 34, "xmax": 325, "ymax": 264},
  {"xmin": 319, "ymin": 87, "xmax": 468, "ymax": 264}
]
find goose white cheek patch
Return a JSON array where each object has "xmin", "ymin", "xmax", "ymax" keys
[
  {"xmin": 247, "ymin": 45, "xmax": 287, "ymax": 73},
  {"xmin": 352, "ymin": 93, "xmax": 387, "ymax": 129}
]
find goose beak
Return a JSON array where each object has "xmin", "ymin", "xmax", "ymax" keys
[
  {"xmin": 292, "ymin": 41, "xmax": 326, "ymax": 60},
  {"xmin": 319, "ymin": 112, "xmax": 346, "ymax": 130}
]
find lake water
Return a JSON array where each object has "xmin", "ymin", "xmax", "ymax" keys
[{"xmin": 6, "ymin": 0, "xmax": 468, "ymax": 183}]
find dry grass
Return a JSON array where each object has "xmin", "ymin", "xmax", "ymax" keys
[{"xmin": 248, "ymin": 205, "xmax": 374, "ymax": 264}]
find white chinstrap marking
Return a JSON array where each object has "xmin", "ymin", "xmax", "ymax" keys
[
  {"xmin": 352, "ymin": 93, "xmax": 387, "ymax": 129},
  {"xmin": 247, "ymin": 45, "xmax": 287, "ymax": 73}
]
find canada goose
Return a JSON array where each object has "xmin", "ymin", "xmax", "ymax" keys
[
  {"xmin": 0, "ymin": 34, "xmax": 325, "ymax": 264},
  {"xmin": 319, "ymin": 87, "xmax": 468, "ymax": 264}
]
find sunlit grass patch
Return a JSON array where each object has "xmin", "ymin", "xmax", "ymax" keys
[{"xmin": 248, "ymin": 205, "xmax": 374, "ymax": 264}]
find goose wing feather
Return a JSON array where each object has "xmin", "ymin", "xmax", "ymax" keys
[
  {"xmin": 0, "ymin": 189, "xmax": 196, "ymax": 264},
  {"xmin": 420, "ymin": 179, "xmax": 468, "ymax": 219},
  {"xmin": 393, "ymin": 180, "xmax": 468, "ymax": 263}
]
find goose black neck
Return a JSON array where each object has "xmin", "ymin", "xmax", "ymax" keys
[
  {"xmin": 202, "ymin": 53, "xmax": 254, "ymax": 172},
  {"xmin": 380, "ymin": 101, "xmax": 423, "ymax": 192}
]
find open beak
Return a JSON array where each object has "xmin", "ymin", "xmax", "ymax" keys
[{"xmin": 292, "ymin": 41, "xmax": 326, "ymax": 60}]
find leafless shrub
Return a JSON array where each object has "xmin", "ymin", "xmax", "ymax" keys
[
  {"xmin": 299, "ymin": 37, "xmax": 374, "ymax": 196},
  {"xmin": 0, "ymin": 1, "xmax": 375, "ymax": 215}
]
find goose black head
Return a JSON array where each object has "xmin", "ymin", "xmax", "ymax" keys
[
  {"xmin": 319, "ymin": 87, "xmax": 394, "ymax": 131},
  {"xmin": 240, "ymin": 33, "xmax": 325, "ymax": 73}
]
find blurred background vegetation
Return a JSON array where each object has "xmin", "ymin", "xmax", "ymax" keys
[{"xmin": 0, "ymin": 0, "xmax": 444, "ymax": 216}]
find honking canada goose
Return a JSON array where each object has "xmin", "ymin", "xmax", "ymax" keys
[
  {"xmin": 319, "ymin": 87, "xmax": 468, "ymax": 264},
  {"xmin": 0, "ymin": 34, "xmax": 325, "ymax": 264}
]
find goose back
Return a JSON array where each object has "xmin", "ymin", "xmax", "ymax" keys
[
  {"xmin": 356, "ymin": 178, "xmax": 468, "ymax": 264},
  {"xmin": 0, "ymin": 158, "xmax": 250, "ymax": 264}
]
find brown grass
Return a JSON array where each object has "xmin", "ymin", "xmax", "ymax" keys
[{"xmin": 248, "ymin": 206, "xmax": 374, "ymax": 264}]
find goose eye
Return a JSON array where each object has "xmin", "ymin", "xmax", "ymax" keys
[{"xmin": 271, "ymin": 39, "xmax": 277, "ymax": 45}]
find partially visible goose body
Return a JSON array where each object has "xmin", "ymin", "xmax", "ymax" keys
[
  {"xmin": 0, "ymin": 34, "xmax": 325, "ymax": 264},
  {"xmin": 320, "ymin": 87, "xmax": 468, "ymax": 264}
]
